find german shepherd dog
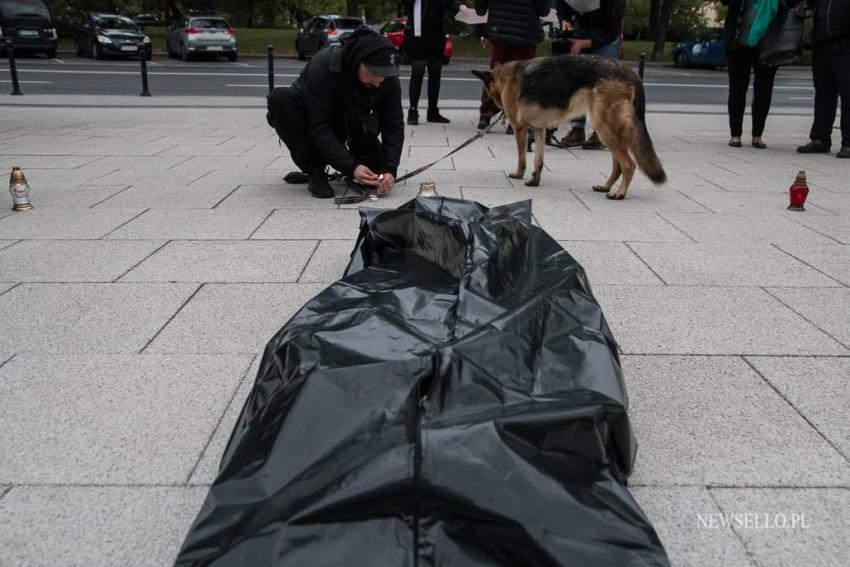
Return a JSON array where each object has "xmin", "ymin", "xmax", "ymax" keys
[{"xmin": 473, "ymin": 55, "xmax": 666, "ymax": 200}]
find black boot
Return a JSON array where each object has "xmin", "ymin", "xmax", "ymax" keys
[
  {"xmin": 796, "ymin": 139, "xmax": 831, "ymax": 154},
  {"xmin": 427, "ymin": 108, "xmax": 450, "ymax": 123},
  {"xmin": 307, "ymin": 170, "xmax": 334, "ymax": 199},
  {"xmin": 407, "ymin": 108, "xmax": 419, "ymax": 125}
]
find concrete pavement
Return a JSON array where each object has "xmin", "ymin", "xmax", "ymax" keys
[{"xmin": 0, "ymin": 95, "xmax": 848, "ymax": 566}]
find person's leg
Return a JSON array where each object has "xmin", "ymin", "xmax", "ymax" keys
[
  {"xmin": 479, "ymin": 42, "xmax": 509, "ymax": 127},
  {"xmin": 426, "ymin": 58, "xmax": 450, "ymax": 123},
  {"xmin": 750, "ymin": 51, "xmax": 777, "ymax": 142},
  {"xmin": 408, "ymin": 59, "xmax": 426, "ymax": 124},
  {"xmin": 831, "ymin": 38, "xmax": 850, "ymax": 151},
  {"xmin": 266, "ymin": 87, "xmax": 324, "ymax": 174},
  {"xmin": 581, "ymin": 37, "xmax": 623, "ymax": 149},
  {"xmin": 726, "ymin": 46, "xmax": 751, "ymax": 143},
  {"xmin": 809, "ymin": 42, "xmax": 837, "ymax": 144}
]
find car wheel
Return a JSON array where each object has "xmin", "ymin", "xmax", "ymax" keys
[
  {"xmin": 146, "ymin": 49, "xmax": 153, "ymax": 61},
  {"xmin": 93, "ymin": 41, "xmax": 103, "ymax": 60},
  {"xmin": 181, "ymin": 43, "xmax": 190, "ymax": 62},
  {"xmin": 74, "ymin": 39, "xmax": 83, "ymax": 57},
  {"xmin": 228, "ymin": 51, "xmax": 237, "ymax": 62},
  {"xmin": 47, "ymin": 48, "xmax": 57, "ymax": 59},
  {"xmin": 674, "ymin": 51, "xmax": 688, "ymax": 68}
]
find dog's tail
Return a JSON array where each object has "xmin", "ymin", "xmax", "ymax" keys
[{"xmin": 632, "ymin": 85, "xmax": 667, "ymax": 185}]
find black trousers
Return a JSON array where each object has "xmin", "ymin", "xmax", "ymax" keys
[
  {"xmin": 409, "ymin": 58, "xmax": 443, "ymax": 111},
  {"xmin": 726, "ymin": 45, "xmax": 778, "ymax": 137},
  {"xmin": 266, "ymin": 87, "xmax": 382, "ymax": 174},
  {"xmin": 809, "ymin": 38, "xmax": 850, "ymax": 147}
]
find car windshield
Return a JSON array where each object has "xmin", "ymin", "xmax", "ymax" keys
[
  {"xmin": 0, "ymin": 0, "xmax": 50, "ymax": 19},
  {"xmin": 382, "ymin": 21, "xmax": 405, "ymax": 33},
  {"xmin": 334, "ymin": 18, "xmax": 361, "ymax": 30},
  {"xmin": 96, "ymin": 16, "xmax": 137, "ymax": 30},
  {"xmin": 191, "ymin": 18, "xmax": 229, "ymax": 29}
]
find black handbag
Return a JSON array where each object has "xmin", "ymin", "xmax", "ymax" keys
[{"xmin": 759, "ymin": 3, "xmax": 806, "ymax": 66}]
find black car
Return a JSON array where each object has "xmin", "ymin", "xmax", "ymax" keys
[
  {"xmin": 74, "ymin": 13, "xmax": 151, "ymax": 60},
  {"xmin": 295, "ymin": 15, "xmax": 363, "ymax": 60},
  {"xmin": 0, "ymin": 0, "xmax": 58, "ymax": 58},
  {"xmin": 132, "ymin": 13, "xmax": 163, "ymax": 28}
]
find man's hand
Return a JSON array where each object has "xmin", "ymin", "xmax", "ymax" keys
[
  {"xmin": 353, "ymin": 164, "xmax": 379, "ymax": 186},
  {"xmin": 570, "ymin": 38, "xmax": 592, "ymax": 55},
  {"xmin": 377, "ymin": 173, "xmax": 395, "ymax": 194}
]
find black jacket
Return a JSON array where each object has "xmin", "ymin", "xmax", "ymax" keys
[
  {"xmin": 556, "ymin": 0, "xmax": 624, "ymax": 49},
  {"xmin": 403, "ymin": 0, "xmax": 460, "ymax": 45},
  {"xmin": 721, "ymin": 0, "xmax": 806, "ymax": 48},
  {"xmin": 291, "ymin": 29, "xmax": 404, "ymax": 177},
  {"xmin": 475, "ymin": 0, "xmax": 551, "ymax": 46},
  {"xmin": 809, "ymin": 0, "xmax": 850, "ymax": 44}
]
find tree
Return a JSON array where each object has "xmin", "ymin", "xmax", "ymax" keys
[{"xmin": 651, "ymin": 0, "xmax": 674, "ymax": 61}]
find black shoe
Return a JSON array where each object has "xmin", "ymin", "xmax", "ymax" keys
[
  {"xmin": 283, "ymin": 171, "xmax": 310, "ymax": 184},
  {"xmin": 837, "ymin": 146, "xmax": 850, "ymax": 158},
  {"xmin": 427, "ymin": 109, "xmax": 450, "ymax": 123},
  {"xmin": 527, "ymin": 132, "xmax": 534, "ymax": 153},
  {"xmin": 308, "ymin": 172, "xmax": 335, "ymax": 199},
  {"xmin": 477, "ymin": 116, "xmax": 490, "ymax": 130},
  {"xmin": 407, "ymin": 108, "xmax": 419, "ymax": 125},
  {"xmin": 582, "ymin": 132, "xmax": 605, "ymax": 150},
  {"xmin": 545, "ymin": 128, "xmax": 561, "ymax": 148},
  {"xmin": 796, "ymin": 139, "xmax": 831, "ymax": 154}
]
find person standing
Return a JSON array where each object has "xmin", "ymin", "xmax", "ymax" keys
[
  {"xmin": 555, "ymin": 0, "xmax": 625, "ymax": 149},
  {"xmin": 721, "ymin": 0, "xmax": 784, "ymax": 149},
  {"xmin": 796, "ymin": 0, "xmax": 850, "ymax": 158},
  {"xmin": 474, "ymin": 0, "xmax": 552, "ymax": 130},
  {"xmin": 404, "ymin": 0, "xmax": 466, "ymax": 125}
]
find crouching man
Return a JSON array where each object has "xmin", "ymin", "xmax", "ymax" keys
[{"xmin": 267, "ymin": 28, "xmax": 404, "ymax": 198}]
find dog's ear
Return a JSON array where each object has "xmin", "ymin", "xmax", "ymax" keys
[{"xmin": 471, "ymin": 69, "xmax": 493, "ymax": 85}]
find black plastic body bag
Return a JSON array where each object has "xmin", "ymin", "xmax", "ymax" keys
[{"xmin": 176, "ymin": 198, "xmax": 669, "ymax": 566}]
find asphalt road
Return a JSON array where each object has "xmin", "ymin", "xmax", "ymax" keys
[{"xmin": 0, "ymin": 52, "xmax": 817, "ymax": 108}]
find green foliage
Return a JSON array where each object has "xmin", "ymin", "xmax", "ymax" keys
[{"xmin": 625, "ymin": 0, "xmax": 712, "ymax": 42}]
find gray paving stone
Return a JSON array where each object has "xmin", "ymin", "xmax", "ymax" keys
[
  {"xmin": 808, "ymin": 193, "xmax": 850, "ymax": 214},
  {"xmin": 0, "ymin": 208, "xmax": 143, "ymax": 240},
  {"xmin": 711, "ymin": 488, "xmax": 850, "ymax": 567},
  {"xmin": 557, "ymin": 241, "xmax": 664, "ymax": 286},
  {"xmin": 299, "ymin": 240, "xmax": 355, "ymax": 283},
  {"xmin": 216, "ymin": 183, "xmax": 344, "ymax": 210},
  {"xmin": 93, "ymin": 183, "xmax": 238, "ymax": 209},
  {"xmin": 0, "ymin": 486, "xmax": 206, "ymax": 566},
  {"xmin": 793, "ymin": 215, "xmax": 850, "ymax": 244},
  {"xmin": 190, "ymin": 357, "xmax": 259, "ymax": 484},
  {"xmin": 661, "ymin": 214, "xmax": 839, "ymax": 245},
  {"xmin": 106, "ymin": 209, "xmax": 269, "ymax": 240},
  {"xmin": 628, "ymin": 242, "xmax": 839, "ymax": 287},
  {"xmin": 571, "ymin": 188, "xmax": 711, "ymax": 213},
  {"xmin": 25, "ymin": 184, "xmax": 129, "ymax": 208},
  {"xmin": 0, "ymin": 283, "xmax": 197, "ymax": 354},
  {"xmin": 121, "ymin": 240, "xmax": 317, "ymax": 283},
  {"xmin": 594, "ymin": 286, "xmax": 848, "ymax": 355},
  {"xmin": 775, "ymin": 244, "xmax": 850, "ymax": 286},
  {"xmin": 338, "ymin": 185, "xmax": 464, "ymax": 210},
  {"xmin": 746, "ymin": 356, "xmax": 850, "ymax": 459},
  {"xmin": 0, "ymin": 240, "xmax": 163, "ymax": 282},
  {"xmin": 0, "ymin": 283, "xmax": 15, "ymax": 296},
  {"xmin": 0, "ymin": 155, "xmax": 103, "ymax": 169},
  {"xmin": 0, "ymin": 240, "xmax": 16, "ymax": 251},
  {"xmin": 624, "ymin": 355, "xmax": 850, "ymax": 486},
  {"xmin": 766, "ymin": 287, "xmax": 850, "ymax": 348},
  {"xmin": 0, "ymin": 354, "xmax": 251, "ymax": 484},
  {"xmin": 459, "ymin": 186, "xmax": 586, "ymax": 212},
  {"xmin": 630, "ymin": 487, "xmax": 754, "ymax": 567},
  {"xmin": 251, "ymin": 209, "xmax": 363, "ymax": 240},
  {"xmin": 678, "ymin": 187, "xmax": 837, "ymax": 215},
  {"xmin": 534, "ymin": 211, "xmax": 692, "ymax": 242},
  {"xmin": 146, "ymin": 283, "xmax": 326, "ymax": 354}
]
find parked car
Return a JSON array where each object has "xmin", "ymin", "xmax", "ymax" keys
[
  {"xmin": 379, "ymin": 17, "xmax": 453, "ymax": 65},
  {"xmin": 74, "ymin": 13, "xmax": 151, "ymax": 60},
  {"xmin": 132, "ymin": 13, "xmax": 163, "ymax": 28},
  {"xmin": 166, "ymin": 14, "xmax": 237, "ymax": 61},
  {"xmin": 0, "ymin": 0, "xmax": 58, "ymax": 58},
  {"xmin": 673, "ymin": 29, "xmax": 725, "ymax": 69},
  {"xmin": 295, "ymin": 15, "xmax": 363, "ymax": 60}
]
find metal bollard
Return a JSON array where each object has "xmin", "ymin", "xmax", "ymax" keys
[
  {"xmin": 639, "ymin": 52, "xmax": 646, "ymax": 82},
  {"xmin": 267, "ymin": 44, "xmax": 274, "ymax": 94},
  {"xmin": 139, "ymin": 43, "xmax": 151, "ymax": 97},
  {"xmin": 6, "ymin": 41, "xmax": 22, "ymax": 95}
]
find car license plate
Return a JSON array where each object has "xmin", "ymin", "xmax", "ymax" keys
[
  {"xmin": 18, "ymin": 30, "xmax": 39, "ymax": 38},
  {"xmin": 206, "ymin": 45, "xmax": 223, "ymax": 51},
  {"xmin": 121, "ymin": 46, "xmax": 138, "ymax": 52}
]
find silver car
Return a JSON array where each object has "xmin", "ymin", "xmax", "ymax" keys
[{"xmin": 166, "ymin": 15, "xmax": 237, "ymax": 61}]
